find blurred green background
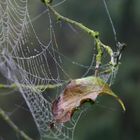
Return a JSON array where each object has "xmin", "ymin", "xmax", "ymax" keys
[{"xmin": 0, "ymin": 0, "xmax": 140, "ymax": 140}]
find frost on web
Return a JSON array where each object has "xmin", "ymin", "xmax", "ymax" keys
[{"xmin": 0, "ymin": 0, "xmax": 117, "ymax": 140}]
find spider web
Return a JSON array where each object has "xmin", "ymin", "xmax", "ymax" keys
[{"xmin": 0, "ymin": 0, "xmax": 117, "ymax": 140}]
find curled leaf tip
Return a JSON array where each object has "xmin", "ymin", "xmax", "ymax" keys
[
  {"xmin": 116, "ymin": 97, "xmax": 126, "ymax": 112},
  {"xmin": 102, "ymin": 89, "xmax": 126, "ymax": 112}
]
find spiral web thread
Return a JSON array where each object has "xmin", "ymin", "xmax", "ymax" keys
[
  {"xmin": 0, "ymin": 0, "xmax": 90, "ymax": 139},
  {"xmin": 0, "ymin": 0, "xmax": 116, "ymax": 140}
]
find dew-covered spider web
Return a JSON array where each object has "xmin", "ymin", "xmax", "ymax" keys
[{"xmin": 0, "ymin": 0, "xmax": 121, "ymax": 140}]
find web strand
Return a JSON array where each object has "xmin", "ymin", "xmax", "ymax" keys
[
  {"xmin": 0, "ymin": 0, "xmax": 84, "ymax": 139},
  {"xmin": 102, "ymin": 0, "xmax": 118, "ymax": 46}
]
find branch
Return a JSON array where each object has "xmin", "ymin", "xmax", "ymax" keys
[
  {"xmin": 0, "ymin": 107, "xmax": 33, "ymax": 140},
  {"xmin": 0, "ymin": 83, "xmax": 64, "ymax": 91},
  {"xmin": 42, "ymin": 0, "xmax": 115, "ymax": 71}
]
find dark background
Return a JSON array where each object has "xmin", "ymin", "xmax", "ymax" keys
[{"xmin": 0, "ymin": 0, "xmax": 140, "ymax": 140}]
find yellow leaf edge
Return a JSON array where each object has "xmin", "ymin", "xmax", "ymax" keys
[{"xmin": 102, "ymin": 90, "xmax": 126, "ymax": 112}]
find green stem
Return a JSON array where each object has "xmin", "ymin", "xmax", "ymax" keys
[
  {"xmin": 45, "ymin": 0, "xmax": 97, "ymax": 38},
  {"xmin": 0, "ymin": 83, "xmax": 63, "ymax": 90},
  {"xmin": 0, "ymin": 108, "xmax": 33, "ymax": 140},
  {"xmin": 94, "ymin": 39, "xmax": 102, "ymax": 76},
  {"xmin": 42, "ymin": 0, "xmax": 115, "ymax": 70}
]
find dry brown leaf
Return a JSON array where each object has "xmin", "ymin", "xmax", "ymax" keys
[{"xmin": 52, "ymin": 76, "xmax": 125, "ymax": 123}]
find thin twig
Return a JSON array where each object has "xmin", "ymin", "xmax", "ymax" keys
[
  {"xmin": 42, "ymin": 0, "xmax": 116, "ymax": 71},
  {"xmin": 0, "ymin": 82, "xmax": 64, "ymax": 91},
  {"xmin": 0, "ymin": 107, "xmax": 33, "ymax": 140}
]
